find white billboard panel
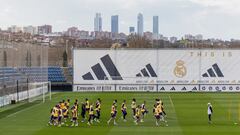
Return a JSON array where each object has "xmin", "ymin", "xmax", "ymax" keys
[
  {"xmin": 73, "ymin": 49, "xmax": 240, "ymax": 92},
  {"xmin": 116, "ymin": 84, "xmax": 157, "ymax": 92},
  {"xmin": 73, "ymin": 85, "xmax": 115, "ymax": 92}
]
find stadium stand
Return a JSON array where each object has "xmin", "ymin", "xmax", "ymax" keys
[
  {"xmin": 19, "ymin": 67, "xmax": 48, "ymax": 82},
  {"xmin": 18, "ymin": 66, "xmax": 66, "ymax": 82},
  {"xmin": 0, "ymin": 67, "xmax": 27, "ymax": 87},
  {"xmin": 68, "ymin": 67, "xmax": 73, "ymax": 76},
  {"xmin": 48, "ymin": 67, "xmax": 66, "ymax": 82},
  {"xmin": 0, "ymin": 66, "xmax": 69, "ymax": 94}
]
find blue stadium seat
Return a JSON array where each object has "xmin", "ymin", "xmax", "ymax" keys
[
  {"xmin": 18, "ymin": 66, "xmax": 66, "ymax": 82},
  {"xmin": 68, "ymin": 67, "xmax": 73, "ymax": 76},
  {"xmin": 0, "ymin": 67, "xmax": 27, "ymax": 86}
]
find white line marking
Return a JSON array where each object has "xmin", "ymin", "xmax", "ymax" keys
[
  {"xmin": 168, "ymin": 95, "xmax": 174, "ymax": 107},
  {"xmin": 167, "ymin": 95, "xmax": 184, "ymax": 135},
  {"xmin": 5, "ymin": 93, "xmax": 58, "ymax": 118},
  {"xmin": 6, "ymin": 103, "xmax": 42, "ymax": 118}
]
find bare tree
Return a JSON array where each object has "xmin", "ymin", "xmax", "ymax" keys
[
  {"xmin": 127, "ymin": 34, "xmax": 152, "ymax": 48},
  {"xmin": 3, "ymin": 51, "xmax": 7, "ymax": 67}
]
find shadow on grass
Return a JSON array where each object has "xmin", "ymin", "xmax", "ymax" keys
[{"xmin": 0, "ymin": 101, "xmax": 41, "ymax": 119}]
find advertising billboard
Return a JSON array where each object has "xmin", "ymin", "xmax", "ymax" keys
[{"xmin": 73, "ymin": 49, "xmax": 240, "ymax": 92}]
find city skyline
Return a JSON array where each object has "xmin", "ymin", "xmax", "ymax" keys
[{"xmin": 0, "ymin": 0, "xmax": 240, "ymax": 40}]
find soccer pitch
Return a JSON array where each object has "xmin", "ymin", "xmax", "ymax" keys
[{"xmin": 0, "ymin": 92, "xmax": 240, "ymax": 135}]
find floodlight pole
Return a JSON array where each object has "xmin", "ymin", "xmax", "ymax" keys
[
  {"xmin": 27, "ymin": 77, "xmax": 29, "ymax": 102},
  {"xmin": 16, "ymin": 80, "xmax": 19, "ymax": 102},
  {"xmin": 2, "ymin": 36, "xmax": 6, "ymax": 106},
  {"xmin": 48, "ymin": 81, "xmax": 51, "ymax": 101},
  {"xmin": 41, "ymin": 43, "xmax": 45, "ymax": 103}
]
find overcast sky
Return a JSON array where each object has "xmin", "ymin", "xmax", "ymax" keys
[{"xmin": 0, "ymin": 0, "xmax": 240, "ymax": 40}]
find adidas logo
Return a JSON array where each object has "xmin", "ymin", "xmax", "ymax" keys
[
  {"xmin": 202, "ymin": 63, "xmax": 224, "ymax": 78},
  {"xmin": 82, "ymin": 54, "xmax": 123, "ymax": 80},
  {"xmin": 136, "ymin": 64, "xmax": 157, "ymax": 77},
  {"xmin": 159, "ymin": 86, "xmax": 198, "ymax": 91},
  {"xmin": 181, "ymin": 87, "xmax": 187, "ymax": 90}
]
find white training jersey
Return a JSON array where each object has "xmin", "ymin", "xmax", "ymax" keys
[{"xmin": 208, "ymin": 105, "xmax": 213, "ymax": 115}]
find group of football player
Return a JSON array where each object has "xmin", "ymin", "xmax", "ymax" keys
[{"xmin": 48, "ymin": 98, "xmax": 168, "ymax": 127}]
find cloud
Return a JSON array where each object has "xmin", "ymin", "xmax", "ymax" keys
[
  {"xmin": 189, "ymin": 0, "xmax": 238, "ymax": 7},
  {"xmin": 188, "ymin": 0, "xmax": 240, "ymax": 15},
  {"xmin": 0, "ymin": 0, "xmax": 239, "ymax": 39},
  {"xmin": 0, "ymin": 5, "xmax": 13, "ymax": 17}
]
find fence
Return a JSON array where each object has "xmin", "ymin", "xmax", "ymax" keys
[
  {"xmin": 0, "ymin": 82, "xmax": 49, "ymax": 107},
  {"xmin": 0, "ymin": 40, "xmax": 49, "ymax": 106}
]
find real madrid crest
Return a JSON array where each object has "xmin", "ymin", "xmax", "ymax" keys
[{"xmin": 174, "ymin": 60, "xmax": 187, "ymax": 78}]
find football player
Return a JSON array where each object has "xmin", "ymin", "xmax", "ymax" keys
[
  {"xmin": 107, "ymin": 102, "xmax": 118, "ymax": 125},
  {"xmin": 71, "ymin": 103, "xmax": 78, "ymax": 127},
  {"xmin": 134, "ymin": 105, "xmax": 141, "ymax": 125},
  {"xmin": 48, "ymin": 106, "xmax": 56, "ymax": 126},
  {"xmin": 63, "ymin": 102, "xmax": 69, "ymax": 125},
  {"xmin": 153, "ymin": 104, "xmax": 160, "ymax": 126},
  {"xmin": 121, "ymin": 100, "xmax": 127, "ymax": 122},
  {"xmin": 131, "ymin": 98, "xmax": 137, "ymax": 118},
  {"xmin": 81, "ymin": 102, "xmax": 86, "ymax": 122},
  {"xmin": 208, "ymin": 103, "xmax": 213, "ymax": 124},
  {"xmin": 58, "ymin": 104, "xmax": 63, "ymax": 127},
  {"xmin": 156, "ymin": 102, "xmax": 168, "ymax": 126},
  {"xmin": 87, "ymin": 103, "xmax": 95, "ymax": 126},
  {"xmin": 141, "ymin": 101, "xmax": 148, "ymax": 122},
  {"xmin": 85, "ymin": 98, "xmax": 90, "ymax": 113},
  {"xmin": 95, "ymin": 98, "xmax": 101, "ymax": 123}
]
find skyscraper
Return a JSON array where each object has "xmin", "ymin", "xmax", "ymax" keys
[
  {"xmin": 137, "ymin": 13, "xmax": 144, "ymax": 36},
  {"xmin": 111, "ymin": 15, "xmax": 119, "ymax": 33},
  {"xmin": 129, "ymin": 27, "xmax": 135, "ymax": 34},
  {"xmin": 94, "ymin": 13, "xmax": 102, "ymax": 32},
  {"xmin": 153, "ymin": 16, "xmax": 159, "ymax": 35}
]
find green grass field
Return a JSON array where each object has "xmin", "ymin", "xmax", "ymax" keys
[{"xmin": 0, "ymin": 92, "xmax": 240, "ymax": 135}]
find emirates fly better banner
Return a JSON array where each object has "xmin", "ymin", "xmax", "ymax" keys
[{"xmin": 73, "ymin": 49, "xmax": 240, "ymax": 92}]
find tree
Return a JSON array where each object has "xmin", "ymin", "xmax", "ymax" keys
[
  {"xmin": 111, "ymin": 43, "xmax": 122, "ymax": 49},
  {"xmin": 3, "ymin": 51, "xmax": 7, "ymax": 67},
  {"xmin": 63, "ymin": 50, "xmax": 68, "ymax": 67},
  {"xmin": 37, "ymin": 55, "xmax": 41, "ymax": 67},
  {"xmin": 127, "ymin": 34, "xmax": 152, "ymax": 48},
  {"xmin": 25, "ymin": 50, "xmax": 32, "ymax": 67},
  {"xmin": 29, "ymin": 51, "xmax": 32, "ymax": 67}
]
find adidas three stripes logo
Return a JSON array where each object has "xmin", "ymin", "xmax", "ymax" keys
[
  {"xmin": 202, "ymin": 63, "xmax": 224, "ymax": 77},
  {"xmin": 82, "ymin": 56, "xmax": 224, "ymax": 80},
  {"xmin": 82, "ymin": 54, "xmax": 123, "ymax": 80},
  {"xmin": 136, "ymin": 64, "xmax": 158, "ymax": 77}
]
